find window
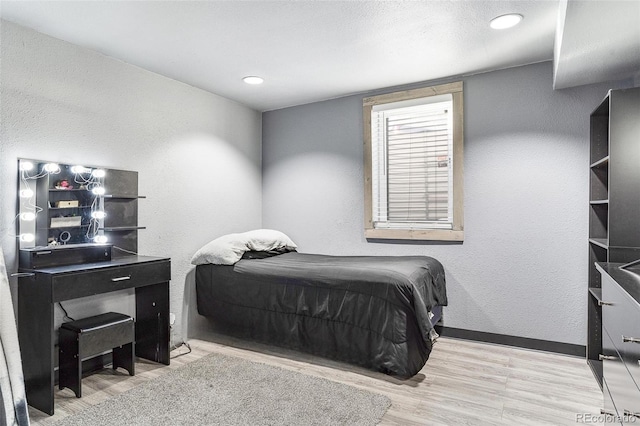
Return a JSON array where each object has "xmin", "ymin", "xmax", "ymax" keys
[{"xmin": 363, "ymin": 81, "xmax": 464, "ymax": 241}]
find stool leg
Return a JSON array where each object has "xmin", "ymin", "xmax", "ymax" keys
[
  {"xmin": 59, "ymin": 328, "xmax": 82, "ymax": 398},
  {"xmin": 113, "ymin": 342, "xmax": 135, "ymax": 376}
]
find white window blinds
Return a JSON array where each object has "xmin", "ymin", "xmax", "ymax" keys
[{"xmin": 371, "ymin": 94, "xmax": 454, "ymax": 229}]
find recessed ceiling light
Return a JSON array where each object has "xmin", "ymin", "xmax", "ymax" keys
[
  {"xmin": 243, "ymin": 76, "xmax": 264, "ymax": 85},
  {"xmin": 490, "ymin": 13, "xmax": 523, "ymax": 30}
]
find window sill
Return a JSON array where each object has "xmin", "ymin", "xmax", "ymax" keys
[{"xmin": 365, "ymin": 228, "xmax": 464, "ymax": 242}]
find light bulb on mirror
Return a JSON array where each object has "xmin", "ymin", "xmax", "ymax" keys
[
  {"xmin": 94, "ymin": 235, "xmax": 108, "ymax": 244},
  {"xmin": 92, "ymin": 187, "xmax": 106, "ymax": 196},
  {"xmin": 92, "ymin": 169, "xmax": 106, "ymax": 178},
  {"xmin": 19, "ymin": 212, "xmax": 36, "ymax": 221},
  {"xmin": 91, "ymin": 211, "xmax": 106, "ymax": 219},
  {"xmin": 19, "ymin": 233, "xmax": 35, "ymax": 242},
  {"xmin": 20, "ymin": 161, "xmax": 34, "ymax": 171},
  {"xmin": 19, "ymin": 189, "xmax": 34, "ymax": 198},
  {"xmin": 71, "ymin": 165, "xmax": 91, "ymax": 174},
  {"xmin": 44, "ymin": 163, "xmax": 60, "ymax": 173}
]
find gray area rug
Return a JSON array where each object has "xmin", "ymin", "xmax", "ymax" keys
[{"xmin": 53, "ymin": 352, "xmax": 391, "ymax": 425}]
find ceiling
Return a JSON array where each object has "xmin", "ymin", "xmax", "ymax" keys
[
  {"xmin": 554, "ymin": 0, "xmax": 640, "ymax": 89},
  {"xmin": 1, "ymin": 1, "xmax": 638, "ymax": 112}
]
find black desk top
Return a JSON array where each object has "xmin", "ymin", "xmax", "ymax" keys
[
  {"xmin": 20, "ymin": 255, "xmax": 170, "ymax": 275},
  {"xmin": 596, "ymin": 262, "xmax": 640, "ymax": 305}
]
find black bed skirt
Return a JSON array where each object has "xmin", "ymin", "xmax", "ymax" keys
[{"xmin": 196, "ymin": 253, "xmax": 447, "ymax": 378}]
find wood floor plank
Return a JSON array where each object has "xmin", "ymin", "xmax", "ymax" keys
[{"xmin": 28, "ymin": 335, "xmax": 603, "ymax": 425}]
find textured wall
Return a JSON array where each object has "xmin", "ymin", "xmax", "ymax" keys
[
  {"xmin": 0, "ymin": 21, "xmax": 262, "ymax": 345},
  {"xmin": 262, "ymin": 62, "xmax": 627, "ymax": 346}
]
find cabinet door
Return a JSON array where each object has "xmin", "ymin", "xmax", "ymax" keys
[
  {"xmin": 602, "ymin": 273, "xmax": 640, "ymax": 392},
  {"xmin": 603, "ymin": 329, "xmax": 640, "ymax": 423}
]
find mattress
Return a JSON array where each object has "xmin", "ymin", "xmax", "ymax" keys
[{"xmin": 196, "ymin": 252, "xmax": 447, "ymax": 377}]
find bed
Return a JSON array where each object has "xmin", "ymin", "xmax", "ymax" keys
[{"xmin": 193, "ymin": 230, "xmax": 447, "ymax": 378}]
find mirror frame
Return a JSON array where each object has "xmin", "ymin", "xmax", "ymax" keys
[{"xmin": 17, "ymin": 158, "xmax": 107, "ymax": 249}]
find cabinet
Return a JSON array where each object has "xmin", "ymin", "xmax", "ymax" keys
[
  {"xmin": 597, "ymin": 263, "xmax": 640, "ymax": 424},
  {"xmin": 587, "ymin": 87, "xmax": 640, "ymax": 388}
]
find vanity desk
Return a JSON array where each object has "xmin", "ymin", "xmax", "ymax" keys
[
  {"xmin": 16, "ymin": 159, "xmax": 170, "ymax": 415},
  {"xmin": 18, "ymin": 253, "xmax": 171, "ymax": 415}
]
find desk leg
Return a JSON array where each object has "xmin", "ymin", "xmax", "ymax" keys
[
  {"xmin": 18, "ymin": 275, "xmax": 55, "ymax": 415},
  {"xmin": 135, "ymin": 282, "xmax": 170, "ymax": 365}
]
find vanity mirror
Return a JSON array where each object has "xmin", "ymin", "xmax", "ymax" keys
[{"xmin": 17, "ymin": 158, "xmax": 144, "ymax": 254}]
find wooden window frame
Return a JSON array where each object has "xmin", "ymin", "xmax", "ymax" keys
[{"xmin": 363, "ymin": 81, "xmax": 464, "ymax": 241}]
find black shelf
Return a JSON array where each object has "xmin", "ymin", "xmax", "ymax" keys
[
  {"xmin": 48, "ymin": 206, "xmax": 92, "ymax": 211},
  {"xmin": 588, "ymin": 287, "xmax": 603, "ymax": 302},
  {"xmin": 46, "ymin": 225, "xmax": 90, "ymax": 230},
  {"xmin": 590, "ymin": 156, "xmax": 609, "ymax": 169},
  {"xmin": 104, "ymin": 195, "xmax": 146, "ymax": 199},
  {"xmin": 589, "ymin": 238, "xmax": 609, "ymax": 249},
  {"xmin": 100, "ymin": 226, "xmax": 146, "ymax": 232}
]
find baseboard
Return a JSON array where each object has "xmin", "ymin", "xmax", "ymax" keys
[{"xmin": 441, "ymin": 327, "xmax": 585, "ymax": 357}]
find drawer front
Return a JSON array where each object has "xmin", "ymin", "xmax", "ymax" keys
[
  {"xmin": 603, "ymin": 329, "xmax": 640, "ymax": 423},
  {"xmin": 602, "ymin": 273, "xmax": 640, "ymax": 392},
  {"xmin": 52, "ymin": 260, "xmax": 171, "ymax": 302}
]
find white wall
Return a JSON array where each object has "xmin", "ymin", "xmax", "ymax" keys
[
  {"xmin": 262, "ymin": 62, "xmax": 630, "ymax": 346},
  {"xmin": 0, "ymin": 20, "xmax": 262, "ymax": 345}
]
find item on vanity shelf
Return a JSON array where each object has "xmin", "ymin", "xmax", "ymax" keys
[
  {"xmin": 54, "ymin": 179, "xmax": 73, "ymax": 190},
  {"xmin": 59, "ymin": 231, "xmax": 71, "ymax": 245},
  {"xmin": 56, "ymin": 200, "xmax": 79, "ymax": 208},
  {"xmin": 50, "ymin": 216, "xmax": 81, "ymax": 228}
]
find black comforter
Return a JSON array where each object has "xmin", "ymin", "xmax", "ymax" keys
[{"xmin": 196, "ymin": 252, "xmax": 447, "ymax": 378}]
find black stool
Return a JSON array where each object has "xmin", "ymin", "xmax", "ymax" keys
[{"xmin": 59, "ymin": 312, "xmax": 135, "ymax": 398}]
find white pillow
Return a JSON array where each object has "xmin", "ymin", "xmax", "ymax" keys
[
  {"xmin": 190, "ymin": 233, "xmax": 248, "ymax": 266},
  {"xmin": 244, "ymin": 229, "xmax": 297, "ymax": 252},
  {"xmin": 190, "ymin": 229, "xmax": 297, "ymax": 266}
]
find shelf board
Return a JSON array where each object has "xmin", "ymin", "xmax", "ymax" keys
[
  {"xmin": 49, "ymin": 206, "xmax": 91, "ymax": 211},
  {"xmin": 590, "ymin": 156, "xmax": 609, "ymax": 169},
  {"xmin": 589, "ymin": 199, "xmax": 609, "ymax": 205},
  {"xmin": 588, "ymin": 287, "xmax": 603, "ymax": 302},
  {"xmin": 49, "ymin": 189, "xmax": 89, "ymax": 192},
  {"xmin": 589, "ymin": 238, "xmax": 609, "ymax": 249},
  {"xmin": 104, "ymin": 195, "xmax": 146, "ymax": 199},
  {"xmin": 100, "ymin": 226, "xmax": 146, "ymax": 232},
  {"xmin": 47, "ymin": 225, "xmax": 89, "ymax": 230}
]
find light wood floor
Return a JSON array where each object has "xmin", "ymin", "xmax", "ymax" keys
[{"xmin": 29, "ymin": 335, "xmax": 602, "ymax": 425}]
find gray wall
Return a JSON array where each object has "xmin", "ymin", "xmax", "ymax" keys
[
  {"xmin": 263, "ymin": 61, "xmax": 628, "ymax": 346},
  {"xmin": 0, "ymin": 21, "xmax": 263, "ymax": 345}
]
